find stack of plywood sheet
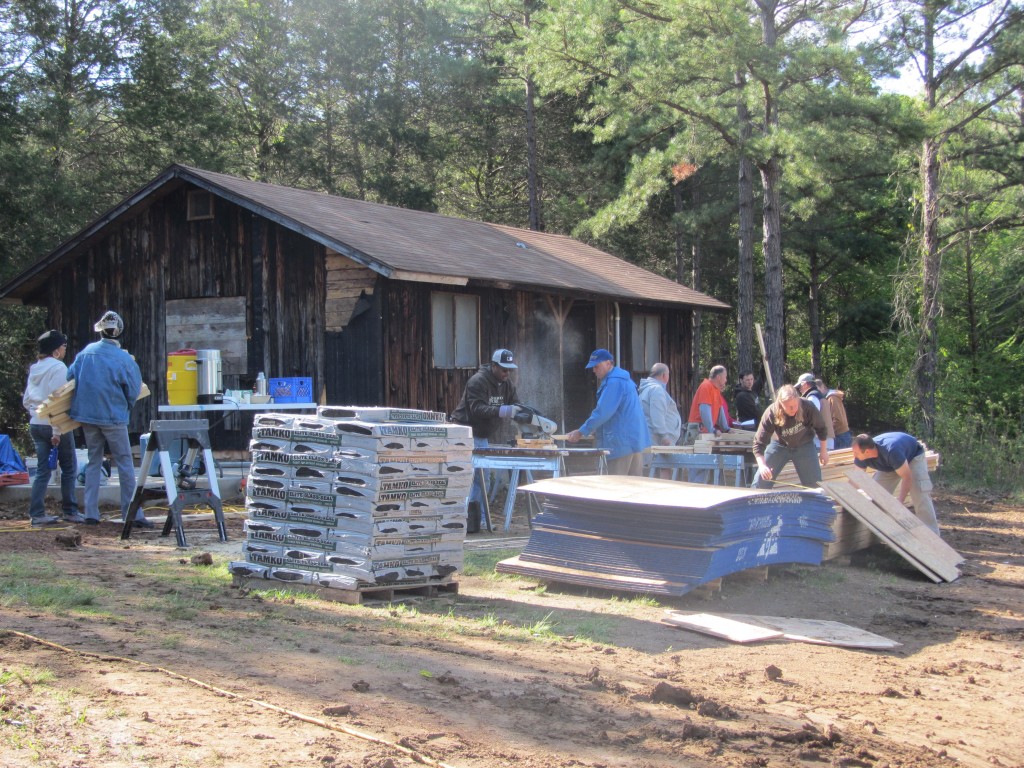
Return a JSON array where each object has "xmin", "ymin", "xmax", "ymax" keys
[
  {"xmin": 497, "ymin": 475, "xmax": 836, "ymax": 596},
  {"xmin": 34, "ymin": 380, "xmax": 151, "ymax": 433},
  {"xmin": 230, "ymin": 407, "xmax": 472, "ymax": 594}
]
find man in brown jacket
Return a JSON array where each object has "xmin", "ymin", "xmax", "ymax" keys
[{"xmin": 817, "ymin": 379, "xmax": 851, "ymax": 449}]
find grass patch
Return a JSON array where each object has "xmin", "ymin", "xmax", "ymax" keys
[
  {"xmin": 795, "ymin": 565, "xmax": 847, "ymax": 590},
  {"xmin": 0, "ymin": 665, "xmax": 56, "ymax": 687},
  {"xmin": 461, "ymin": 548, "xmax": 530, "ymax": 580},
  {"xmin": 0, "ymin": 555, "xmax": 108, "ymax": 612}
]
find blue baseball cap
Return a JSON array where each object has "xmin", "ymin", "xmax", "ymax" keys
[{"xmin": 585, "ymin": 348, "xmax": 614, "ymax": 368}]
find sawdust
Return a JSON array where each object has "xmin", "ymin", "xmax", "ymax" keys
[{"xmin": 1, "ymin": 490, "xmax": 1022, "ymax": 768}]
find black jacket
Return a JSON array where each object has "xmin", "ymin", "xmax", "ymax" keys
[
  {"xmin": 450, "ymin": 366, "xmax": 519, "ymax": 440},
  {"xmin": 733, "ymin": 383, "xmax": 762, "ymax": 423}
]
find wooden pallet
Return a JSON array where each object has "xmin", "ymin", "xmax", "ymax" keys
[{"xmin": 233, "ymin": 576, "xmax": 459, "ymax": 605}]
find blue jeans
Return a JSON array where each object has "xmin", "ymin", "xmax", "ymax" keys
[
  {"xmin": 29, "ymin": 424, "xmax": 79, "ymax": 519},
  {"xmin": 752, "ymin": 440, "xmax": 821, "ymax": 489},
  {"xmin": 81, "ymin": 423, "xmax": 140, "ymax": 522},
  {"xmin": 834, "ymin": 431, "xmax": 852, "ymax": 449}
]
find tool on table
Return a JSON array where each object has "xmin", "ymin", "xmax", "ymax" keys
[{"xmin": 512, "ymin": 404, "xmax": 557, "ymax": 446}]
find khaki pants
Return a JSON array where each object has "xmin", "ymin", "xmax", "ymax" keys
[
  {"xmin": 607, "ymin": 452, "xmax": 645, "ymax": 476},
  {"xmin": 871, "ymin": 453, "xmax": 939, "ymax": 534}
]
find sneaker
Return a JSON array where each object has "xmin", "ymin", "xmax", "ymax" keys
[
  {"xmin": 31, "ymin": 515, "xmax": 61, "ymax": 527},
  {"xmin": 84, "ymin": 517, "xmax": 100, "ymax": 525},
  {"xmin": 132, "ymin": 518, "xmax": 155, "ymax": 529},
  {"xmin": 63, "ymin": 513, "xmax": 86, "ymax": 523}
]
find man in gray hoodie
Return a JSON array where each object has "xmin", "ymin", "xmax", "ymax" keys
[{"xmin": 638, "ymin": 363, "xmax": 683, "ymax": 479}]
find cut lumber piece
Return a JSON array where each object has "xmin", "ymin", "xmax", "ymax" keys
[
  {"xmin": 661, "ymin": 612, "xmax": 784, "ymax": 643},
  {"xmin": 844, "ymin": 468, "xmax": 964, "ymax": 567},
  {"xmin": 725, "ymin": 614, "xmax": 901, "ymax": 649},
  {"xmin": 820, "ymin": 479, "xmax": 959, "ymax": 582},
  {"xmin": 36, "ymin": 381, "xmax": 150, "ymax": 432}
]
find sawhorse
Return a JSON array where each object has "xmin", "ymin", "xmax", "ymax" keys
[{"xmin": 122, "ymin": 419, "xmax": 226, "ymax": 547}]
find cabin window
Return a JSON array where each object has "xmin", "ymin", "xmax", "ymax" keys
[
  {"xmin": 431, "ymin": 292, "xmax": 479, "ymax": 368},
  {"xmin": 187, "ymin": 190, "xmax": 214, "ymax": 221},
  {"xmin": 631, "ymin": 313, "xmax": 660, "ymax": 372}
]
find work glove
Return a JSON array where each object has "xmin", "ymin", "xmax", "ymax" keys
[
  {"xmin": 498, "ymin": 404, "xmax": 520, "ymax": 419},
  {"xmin": 513, "ymin": 410, "xmax": 533, "ymax": 424}
]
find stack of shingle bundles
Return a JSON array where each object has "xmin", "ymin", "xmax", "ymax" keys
[
  {"xmin": 229, "ymin": 407, "xmax": 473, "ymax": 592},
  {"xmin": 496, "ymin": 476, "xmax": 836, "ymax": 596}
]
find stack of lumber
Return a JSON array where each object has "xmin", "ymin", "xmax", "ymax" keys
[
  {"xmin": 34, "ymin": 380, "xmax": 151, "ymax": 433},
  {"xmin": 693, "ymin": 430, "xmax": 755, "ymax": 454},
  {"xmin": 774, "ymin": 447, "xmax": 939, "ymax": 487},
  {"xmin": 230, "ymin": 407, "xmax": 472, "ymax": 593},
  {"xmin": 496, "ymin": 475, "xmax": 836, "ymax": 596},
  {"xmin": 822, "ymin": 468, "xmax": 962, "ymax": 582},
  {"xmin": 774, "ymin": 447, "xmax": 940, "ymax": 560}
]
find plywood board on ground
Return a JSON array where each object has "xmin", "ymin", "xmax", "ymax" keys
[
  {"xmin": 664, "ymin": 611, "xmax": 901, "ymax": 649},
  {"xmin": 661, "ymin": 612, "xmax": 783, "ymax": 643},
  {"xmin": 821, "ymin": 478, "xmax": 959, "ymax": 582}
]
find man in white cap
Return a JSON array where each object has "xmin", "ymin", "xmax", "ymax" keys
[
  {"xmin": 451, "ymin": 349, "xmax": 528, "ymax": 532},
  {"xmin": 67, "ymin": 311, "xmax": 151, "ymax": 528}
]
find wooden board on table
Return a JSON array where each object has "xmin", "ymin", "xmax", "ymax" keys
[
  {"xmin": 820, "ymin": 478, "xmax": 959, "ymax": 583},
  {"xmin": 661, "ymin": 612, "xmax": 783, "ymax": 643}
]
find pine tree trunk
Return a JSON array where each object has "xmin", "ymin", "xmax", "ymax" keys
[
  {"xmin": 916, "ymin": 136, "xmax": 940, "ymax": 438},
  {"xmin": 736, "ymin": 83, "xmax": 756, "ymax": 377},
  {"xmin": 760, "ymin": 155, "xmax": 785, "ymax": 390}
]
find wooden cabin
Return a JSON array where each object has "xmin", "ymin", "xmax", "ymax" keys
[{"xmin": 0, "ymin": 165, "xmax": 729, "ymax": 448}]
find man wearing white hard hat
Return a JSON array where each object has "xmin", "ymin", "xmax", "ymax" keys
[{"xmin": 67, "ymin": 311, "xmax": 151, "ymax": 528}]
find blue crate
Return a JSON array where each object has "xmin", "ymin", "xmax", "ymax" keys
[{"xmin": 269, "ymin": 376, "xmax": 313, "ymax": 403}]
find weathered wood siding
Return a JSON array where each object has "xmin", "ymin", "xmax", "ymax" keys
[{"xmin": 42, "ymin": 182, "xmax": 325, "ymax": 445}]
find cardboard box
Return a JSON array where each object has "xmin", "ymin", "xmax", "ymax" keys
[
  {"xmin": 317, "ymin": 406, "xmax": 448, "ymax": 423},
  {"xmin": 252, "ymin": 413, "xmax": 298, "ymax": 430}
]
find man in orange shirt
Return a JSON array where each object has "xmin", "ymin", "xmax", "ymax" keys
[
  {"xmin": 683, "ymin": 365, "xmax": 730, "ymax": 482},
  {"xmin": 685, "ymin": 365, "xmax": 730, "ymax": 443}
]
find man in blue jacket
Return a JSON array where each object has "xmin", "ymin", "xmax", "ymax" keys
[
  {"xmin": 567, "ymin": 349, "xmax": 651, "ymax": 475},
  {"xmin": 67, "ymin": 311, "xmax": 151, "ymax": 528}
]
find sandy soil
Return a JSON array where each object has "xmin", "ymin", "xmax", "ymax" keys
[{"xmin": 1, "ymin": 488, "xmax": 1022, "ymax": 768}]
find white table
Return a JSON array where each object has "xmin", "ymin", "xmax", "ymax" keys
[{"xmin": 158, "ymin": 402, "xmax": 317, "ymax": 413}]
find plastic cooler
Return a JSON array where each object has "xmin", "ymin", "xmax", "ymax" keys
[
  {"xmin": 269, "ymin": 377, "xmax": 313, "ymax": 403},
  {"xmin": 166, "ymin": 349, "xmax": 198, "ymax": 405}
]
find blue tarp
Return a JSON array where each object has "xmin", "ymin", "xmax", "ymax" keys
[{"xmin": 0, "ymin": 435, "xmax": 27, "ymax": 474}]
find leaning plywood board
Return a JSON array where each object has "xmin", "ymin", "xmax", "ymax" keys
[
  {"xmin": 821, "ymin": 480, "xmax": 958, "ymax": 582},
  {"xmin": 845, "ymin": 468, "xmax": 964, "ymax": 568},
  {"xmin": 726, "ymin": 614, "xmax": 902, "ymax": 649},
  {"xmin": 661, "ymin": 612, "xmax": 784, "ymax": 643}
]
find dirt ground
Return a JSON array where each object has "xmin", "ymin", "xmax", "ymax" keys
[{"xmin": 1, "ymin": 487, "xmax": 1022, "ymax": 768}]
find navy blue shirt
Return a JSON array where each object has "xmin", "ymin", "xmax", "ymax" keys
[{"xmin": 854, "ymin": 432, "xmax": 923, "ymax": 473}]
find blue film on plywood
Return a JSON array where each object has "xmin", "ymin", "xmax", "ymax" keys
[{"xmin": 499, "ymin": 476, "xmax": 837, "ymax": 595}]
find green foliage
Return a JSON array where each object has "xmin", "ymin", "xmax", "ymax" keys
[{"xmin": 933, "ymin": 397, "xmax": 1024, "ymax": 494}]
